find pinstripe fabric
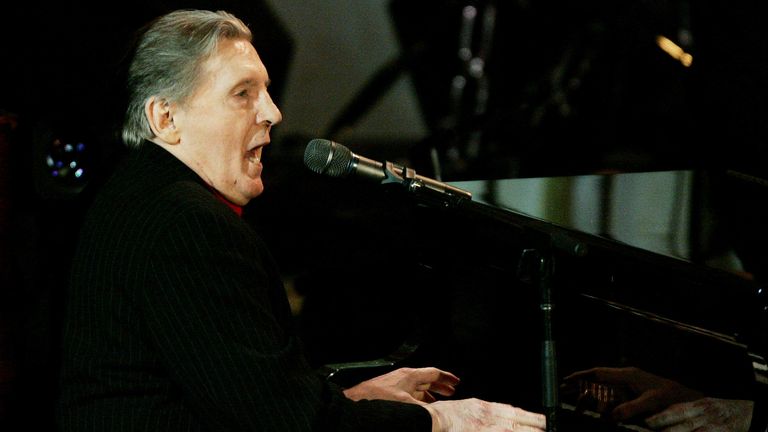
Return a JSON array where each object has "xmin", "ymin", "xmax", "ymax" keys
[{"xmin": 57, "ymin": 143, "xmax": 430, "ymax": 431}]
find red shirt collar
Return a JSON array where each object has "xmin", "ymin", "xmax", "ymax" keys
[{"xmin": 209, "ymin": 187, "xmax": 243, "ymax": 217}]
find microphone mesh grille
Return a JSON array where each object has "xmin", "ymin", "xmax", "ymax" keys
[{"xmin": 304, "ymin": 139, "xmax": 352, "ymax": 177}]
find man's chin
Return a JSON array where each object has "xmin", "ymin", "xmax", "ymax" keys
[{"xmin": 243, "ymin": 179, "xmax": 264, "ymax": 202}]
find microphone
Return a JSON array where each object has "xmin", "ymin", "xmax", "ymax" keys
[{"xmin": 303, "ymin": 139, "xmax": 472, "ymax": 199}]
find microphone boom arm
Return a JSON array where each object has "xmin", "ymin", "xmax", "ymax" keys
[
  {"xmin": 381, "ymin": 160, "xmax": 473, "ymax": 200},
  {"xmin": 305, "ymin": 138, "xmax": 472, "ymax": 201}
]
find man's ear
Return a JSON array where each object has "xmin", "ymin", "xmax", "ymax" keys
[{"xmin": 145, "ymin": 96, "xmax": 180, "ymax": 144}]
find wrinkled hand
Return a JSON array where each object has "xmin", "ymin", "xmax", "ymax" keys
[
  {"xmin": 645, "ymin": 398, "xmax": 753, "ymax": 432},
  {"xmin": 343, "ymin": 367, "xmax": 459, "ymax": 404},
  {"xmin": 563, "ymin": 367, "xmax": 704, "ymax": 421},
  {"xmin": 425, "ymin": 398, "xmax": 547, "ymax": 432}
]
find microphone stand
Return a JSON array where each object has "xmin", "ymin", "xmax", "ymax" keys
[{"xmin": 519, "ymin": 245, "xmax": 559, "ymax": 432}]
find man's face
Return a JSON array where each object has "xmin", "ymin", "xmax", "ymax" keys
[{"xmin": 172, "ymin": 38, "xmax": 281, "ymax": 205}]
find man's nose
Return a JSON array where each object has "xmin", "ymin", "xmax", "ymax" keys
[{"xmin": 258, "ymin": 92, "xmax": 282, "ymax": 126}]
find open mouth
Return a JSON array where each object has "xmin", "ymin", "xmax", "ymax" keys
[{"xmin": 246, "ymin": 147, "xmax": 261, "ymax": 163}]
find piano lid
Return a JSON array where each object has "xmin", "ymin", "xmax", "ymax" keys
[
  {"xmin": 440, "ymin": 169, "xmax": 766, "ymax": 340},
  {"xmin": 451, "ymin": 170, "xmax": 696, "ymax": 262},
  {"xmin": 449, "ymin": 168, "xmax": 768, "ymax": 284}
]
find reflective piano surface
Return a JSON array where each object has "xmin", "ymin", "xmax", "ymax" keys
[
  {"xmin": 253, "ymin": 166, "xmax": 768, "ymax": 430},
  {"xmin": 453, "ymin": 171, "xmax": 696, "ymax": 261}
]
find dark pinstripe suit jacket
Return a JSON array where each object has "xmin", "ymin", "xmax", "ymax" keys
[{"xmin": 57, "ymin": 143, "xmax": 429, "ymax": 431}]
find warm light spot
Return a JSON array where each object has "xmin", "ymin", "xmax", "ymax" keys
[{"xmin": 656, "ymin": 35, "xmax": 693, "ymax": 67}]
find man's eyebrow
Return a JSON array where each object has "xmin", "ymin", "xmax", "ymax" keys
[{"xmin": 232, "ymin": 78, "xmax": 271, "ymax": 89}]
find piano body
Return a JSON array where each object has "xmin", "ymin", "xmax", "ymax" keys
[{"xmin": 252, "ymin": 164, "xmax": 768, "ymax": 430}]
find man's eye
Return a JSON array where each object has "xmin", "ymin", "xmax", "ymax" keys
[{"xmin": 236, "ymin": 90, "xmax": 249, "ymax": 97}]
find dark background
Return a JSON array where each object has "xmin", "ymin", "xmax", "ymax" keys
[{"xmin": 1, "ymin": 0, "xmax": 768, "ymax": 429}]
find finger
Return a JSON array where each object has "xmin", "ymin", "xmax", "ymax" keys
[
  {"xmin": 413, "ymin": 381, "xmax": 455, "ymax": 397},
  {"xmin": 656, "ymin": 418, "xmax": 705, "ymax": 432},
  {"xmin": 559, "ymin": 380, "xmax": 581, "ymax": 396},
  {"xmin": 505, "ymin": 405, "xmax": 547, "ymax": 429},
  {"xmin": 486, "ymin": 423, "xmax": 533, "ymax": 432},
  {"xmin": 400, "ymin": 391, "xmax": 428, "ymax": 406},
  {"xmin": 646, "ymin": 402, "xmax": 706, "ymax": 429},
  {"xmin": 415, "ymin": 383, "xmax": 431, "ymax": 391},
  {"xmin": 562, "ymin": 367, "xmax": 601, "ymax": 382},
  {"xmin": 612, "ymin": 392, "xmax": 664, "ymax": 421},
  {"xmin": 404, "ymin": 368, "xmax": 460, "ymax": 396},
  {"xmin": 562, "ymin": 366, "xmax": 630, "ymax": 382},
  {"xmin": 478, "ymin": 401, "xmax": 546, "ymax": 429},
  {"xmin": 425, "ymin": 381, "xmax": 458, "ymax": 397},
  {"xmin": 485, "ymin": 426, "xmax": 519, "ymax": 432},
  {"xmin": 484, "ymin": 427, "xmax": 510, "ymax": 432},
  {"xmin": 416, "ymin": 367, "xmax": 461, "ymax": 386},
  {"xmin": 515, "ymin": 425, "xmax": 547, "ymax": 432},
  {"xmin": 483, "ymin": 421, "xmax": 545, "ymax": 432},
  {"xmin": 419, "ymin": 391, "xmax": 436, "ymax": 403},
  {"xmin": 573, "ymin": 388, "xmax": 597, "ymax": 414},
  {"xmin": 405, "ymin": 367, "xmax": 460, "ymax": 385},
  {"xmin": 572, "ymin": 367, "xmax": 640, "ymax": 385}
]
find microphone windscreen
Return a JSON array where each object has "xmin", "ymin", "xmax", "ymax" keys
[{"xmin": 304, "ymin": 139, "xmax": 352, "ymax": 177}]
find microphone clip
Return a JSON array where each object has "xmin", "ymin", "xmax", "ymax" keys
[
  {"xmin": 382, "ymin": 161, "xmax": 468, "ymax": 208},
  {"xmin": 382, "ymin": 161, "xmax": 409, "ymax": 186},
  {"xmin": 383, "ymin": 161, "xmax": 421, "ymax": 191}
]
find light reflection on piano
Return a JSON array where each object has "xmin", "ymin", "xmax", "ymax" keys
[{"xmin": 453, "ymin": 171, "xmax": 694, "ymax": 262}]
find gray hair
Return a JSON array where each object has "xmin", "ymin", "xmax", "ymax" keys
[{"xmin": 121, "ymin": 9, "xmax": 252, "ymax": 148}]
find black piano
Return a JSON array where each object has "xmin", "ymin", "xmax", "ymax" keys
[{"xmin": 251, "ymin": 157, "xmax": 768, "ymax": 431}]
